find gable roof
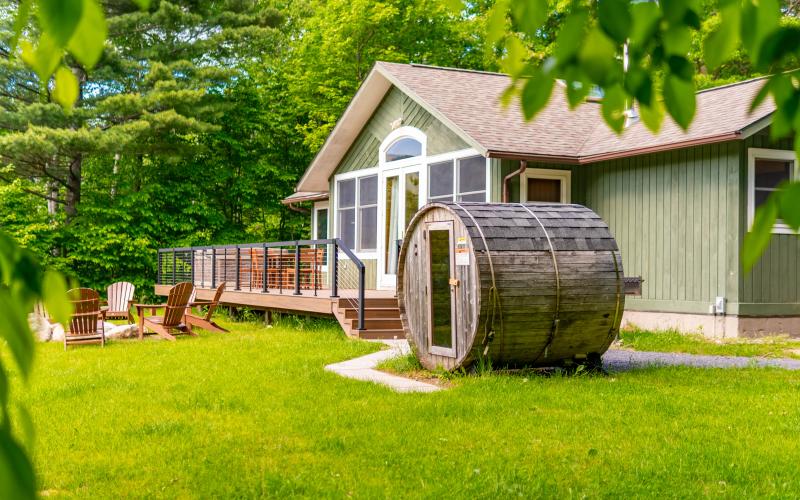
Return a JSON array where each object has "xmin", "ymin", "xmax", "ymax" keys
[{"xmin": 296, "ymin": 62, "xmax": 775, "ymax": 193}]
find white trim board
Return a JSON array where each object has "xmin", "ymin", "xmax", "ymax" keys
[{"xmin": 747, "ymin": 147, "xmax": 799, "ymax": 235}]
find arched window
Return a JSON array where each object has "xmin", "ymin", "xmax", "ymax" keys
[{"xmin": 385, "ymin": 137, "xmax": 422, "ymax": 162}]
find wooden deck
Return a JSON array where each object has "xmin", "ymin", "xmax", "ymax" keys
[{"xmin": 154, "ymin": 284, "xmax": 403, "ymax": 339}]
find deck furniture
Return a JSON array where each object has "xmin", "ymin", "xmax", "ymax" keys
[
  {"xmin": 103, "ymin": 281, "xmax": 135, "ymax": 324},
  {"xmin": 65, "ymin": 288, "xmax": 106, "ymax": 350},
  {"xmin": 186, "ymin": 282, "xmax": 228, "ymax": 333},
  {"xmin": 136, "ymin": 282, "xmax": 196, "ymax": 341}
]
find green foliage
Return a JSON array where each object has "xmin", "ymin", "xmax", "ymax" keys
[
  {"xmin": 487, "ymin": 0, "xmax": 800, "ymax": 270},
  {"xmin": 0, "ymin": 230, "xmax": 69, "ymax": 499}
]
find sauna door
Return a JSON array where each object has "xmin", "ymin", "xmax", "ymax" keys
[{"xmin": 427, "ymin": 221, "xmax": 456, "ymax": 357}]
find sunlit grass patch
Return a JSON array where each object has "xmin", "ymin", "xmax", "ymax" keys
[{"xmin": 618, "ymin": 327, "xmax": 800, "ymax": 359}]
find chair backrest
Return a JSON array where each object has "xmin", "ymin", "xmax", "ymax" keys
[
  {"xmin": 67, "ymin": 288, "xmax": 101, "ymax": 336},
  {"xmin": 204, "ymin": 282, "xmax": 226, "ymax": 321},
  {"xmin": 33, "ymin": 302, "xmax": 53, "ymax": 323},
  {"xmin": 107, "ymin": 281, "xmax": 135, "ymax": 312},
  {"xmin": 164, "ymin": 282, "xmax": 194, "ymax": 327}
]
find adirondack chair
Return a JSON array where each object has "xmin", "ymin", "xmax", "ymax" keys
[
  {"xmin": 186, "ymin": 282, "xmax": 229, "ymax": 333},
  {"xmin": 103, "ymin": 281, "xmax": 135, "ymax": 323},
  {"xmin": 136, "ymin": 282, "xmax": 196, "ymax": 341},
  {"xmin": 65, "ymin": 288, "xmax": 106, "ymax": 350}
]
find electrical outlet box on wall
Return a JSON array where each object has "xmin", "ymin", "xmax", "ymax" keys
[{"xmin": 714, "ymin": 296, "xmax": 726, "ymax": 315}]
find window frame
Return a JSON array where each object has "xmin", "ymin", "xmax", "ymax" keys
[
  {"xmin": 333, "ymin": 167, "xmax": 379, "ymax": 258},
  {"xmin": 520, "ymin": 168, "xmax": 572, "ymax": 203},
  {"xmin": 427, "ymin": 154, "xmax": 490, "ymax": 203},
  {"xmin": 312, "ymin": 201, "xmax": 329, "ymax": 270},
  {"xmin": 747, "ymin": 148, "xmax": 798, "ymax": 235}
]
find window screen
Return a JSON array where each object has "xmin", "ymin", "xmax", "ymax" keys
[
  {"xmin": 429, "ymin": 160, "xmax": 454, "ymax": 201},
  {"xmin": 457, "ymin": 156, "xmax": 486, "ymax": 201},
  {"xmin": 357, "ymin": 175, "xmax": 378, "ymax": 251},
  {"xmin": 754, "ymin": 159, "xmax": 792, "ymax": 209}
]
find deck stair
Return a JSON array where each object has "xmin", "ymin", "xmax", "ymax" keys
[{"xmin": 334, "ymin": 297, "xmax": 405, "ymax": 340}]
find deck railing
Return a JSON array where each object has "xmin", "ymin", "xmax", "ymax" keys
[{"xmin": 157, "ymin": 238, "xmax": 366, "ymax": 330}]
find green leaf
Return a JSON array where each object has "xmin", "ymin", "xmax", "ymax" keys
[
  {"xmin": 9, "ymin": 0, "xmax": 32, "ymax": 52},
  {"xmin": 578, "ymin": 28, "xmax": 619, "ymax": 85},
  {"xmin": 563, "ymin": 67, "xmax": 590, "ymax": 108},
  {"xmin": 0, "ymin": 432, "xmax": 37, "ymax": 499},
  {"xmin": 553, "ymin": 9, "xmax": 589, "ymax": 64},
  {"xmin": 20, "ymin": 34, "xmax": 61, "ymax": 83},
  {"xmin": 757, "ymin": 27, "xmax": 800, "ymax": 72},
  {"xmin": 703, "ymin": 5, "xmax": 741, "ymax": 70},
  {"xmin": 511, "ymin": 0, "xmax": 548, "ymax": 37},
  {"xmin": 629, "ymin": 2, "xmax": 661, "ymax": 46},
  {"xmin": 0, "ymin": 289, "xmax": 35, "ymax": 380},
  {"xmin": 663, "ymin": 74, "xmax": 695, "ymax": 130},
  {"xmin": 132, "ymin": 0, "xmax": 151, "ymax": 9},
  {"xmin": 520, "ymin": 68, "xmax": 554, "ymax": 121},
  {"xmin": 742, "ymin": 196, "xmax": 778, "ymax": 272},
  {"xmin": 500, "ymin": 35, "xmax": 528, "ymax": 77},
  {"xmin": 441, "ymin": 0, "xmax": 463, "ymax": 14},
  {"xmin": 625, "ymin": 67, "xmax": 653, "ymax": 106},
  {"xmin": 0, "ymin": 365, "xmax": 7, "ymax": 413},
  {"xmin": 639, "ymin": 100, "xmax": 664, "ymax": 133},
  {"xmin": 667, "ymin": 55, "xmax": 693, "ymax": 81},
  {"xmin": 661, "ymin": 0, "xmax": 689, "ymax": 24},
  {"xmin": 38, "ymin": 0, "xmax": 83, "ymax": 47},
  {"xmin": 53, "ymin": 66, "xmax": 80, "ymax": 110},
  {"xmin": 67, "ymin": 0, "xmax": 107, "ymax": 69},
  {"xmin": 741, "ymin": 0, "xmax": 779, "ymax": 62},
  {"xmin": 598, "ymin": 0, "xmax": 631, "ymax": 43},
  {"xmin": 42, "ymin": 270, "xmax": 71, "ymax": 327},
  {"xmin": 601, "ymin": 84, "xmax": 626, "ymax": 133},
  {"xmin": 778, "ymin": 181, "xmax": 800, "ymax": 231},
  {"xmin": 486, "ymin": 0, "xmax": 510, "ymax": 46},
  {"xmin": 662, "ymin": 25, "xmax": 691, "ymax": 56}
]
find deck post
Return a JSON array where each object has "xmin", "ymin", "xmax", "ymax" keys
[
  {"xmin": 211, "ymin": 248, "xmax": 216, "ymax": 288},
  {"xmin": 278, "ymin": 247, "xmax": 283, "ymax": 294},
  {"xmin": 172, "ymin": 248, "xmax": 176, "ymax": 285},
  {"xmin": 235, "ymin": 245, "xmax": 241, "ymax": 291},
  {"xmin": 294, "ymin": 242, "xmax": 301, "ymax": 295},
  {"xmin": 262, "ymin": 243, "xmax": 268, "ymax": 293},
  {"xmin": 358, "ymin": 264, "xmax": 365, "ymax": 331},
  {"xmin": 330, "ymin": 241, "xmax": 338, "ymax": 298}
]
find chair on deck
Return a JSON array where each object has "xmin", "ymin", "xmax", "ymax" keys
[
  {"xmin": 103, "ymin": 281, "xmax": 135, "ymax": 324},
  {"xmin": 137, "ymin": 282, "xmax": 196, "ymax": 341},
  {"xmin": 186, "ymin": 282, "xmax": 228, "ymax": 333},
  {"xmin": 65, "ymin": 288, "xmax": 106, "ymax": 350}
]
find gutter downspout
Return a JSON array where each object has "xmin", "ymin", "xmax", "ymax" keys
[
  {"xmin": 286, "ymin": 203, "xmax": 311, "ymax": 215},
  {"xmin": 502, "ymin": 160, "xmax": 527, "ymax": 203}
]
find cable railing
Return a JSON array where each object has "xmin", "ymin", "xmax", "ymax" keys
[{"xmin": 157, "ymin": 238, "xmax": 366, "ymax": 330}]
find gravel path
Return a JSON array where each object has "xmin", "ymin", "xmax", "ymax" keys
[{"xmin": 603, "ymin": 349, "xmax": 800, "ymax": 371}]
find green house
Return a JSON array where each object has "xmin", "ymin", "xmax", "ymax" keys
[{"xmin": 285, "ymin": 62, "xmax": 797, "ymax": 338}]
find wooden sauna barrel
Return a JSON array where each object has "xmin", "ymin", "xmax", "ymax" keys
[{"xmin": 397, "ymin": 202, "xmax": 625, "ymax": 371}]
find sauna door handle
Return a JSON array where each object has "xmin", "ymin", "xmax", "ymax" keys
[{"xmin": 449, "ymin": 278, "xmax": 460, "ymax": 287}]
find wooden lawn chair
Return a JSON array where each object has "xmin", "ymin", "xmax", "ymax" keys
[
  {"xmin": 186, "ymin": 282, "xmax": 229, "ymax": 333},
  {"xmin": 103, "ymin": 281, "xmax": 135, "ymax": 323},
  {"xmin": 136, "ymin": 282, "xmax": 195, "ymax": 341},
  {"xmin": 65, "ymin": 288, "xmax": 106, "ymax": 350}
]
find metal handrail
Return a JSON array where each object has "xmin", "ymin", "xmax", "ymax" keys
[{"xmin": 156, "ymin": 238, "xmax": 366, "ymax": 330}]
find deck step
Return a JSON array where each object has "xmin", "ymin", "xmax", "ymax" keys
[
  {"xmin": 343, "ymin": 307, "xmax": 400, "ymax": 319},
  {"xmin": 356, "ymin": 329, "xmax": 405, "ymax": 340},
  {"xmin": 349, "ymin": 318, "xmax": 402, "ymax": 330}
]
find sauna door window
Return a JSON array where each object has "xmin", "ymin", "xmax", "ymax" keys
[{"xmin": 427, "ymin": 221, "xmax": 456, "ymax": 356}]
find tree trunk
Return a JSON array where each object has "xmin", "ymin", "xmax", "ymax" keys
[{"xmin": 65, "ymin": 154, "xmax": 82, "ymax": 222}]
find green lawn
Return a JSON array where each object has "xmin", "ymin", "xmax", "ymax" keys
[
  {"xmin": 11, "ymin": 319, "xmax": 800, "ymax": 497},
  {"xmin": 618, "ymin": 327, "xmax": 800, "ymax": 359}
]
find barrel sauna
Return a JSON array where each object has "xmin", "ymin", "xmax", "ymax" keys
[{"xmin": 397, "ymin": 202, "xmax": 625, "ymax": 371}]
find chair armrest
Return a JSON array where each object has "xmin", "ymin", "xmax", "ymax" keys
[
  {"xmin": 133, "ymin": 303, "xmax": 168, "ymax": 308},
  {"xmin": 127, "ymin": 299, "xmax": 136, "ymax": 309},
  {"xmin": 188, "ymin": 300, "xmax": 212, "ymax": 306}
]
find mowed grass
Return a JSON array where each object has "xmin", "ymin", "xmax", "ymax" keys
[
  {"xmin": 619, "ymin": 327, "xmax": 800, "ymax": 359},
  {"xmin": 9, "ymin": 319, "xmax": 800, "ymax": 498}
]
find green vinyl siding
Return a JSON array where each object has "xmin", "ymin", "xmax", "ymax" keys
[
  {"xmin": 510, "ymin": 143, "xmax": 740, "ymax": 315},
  {"xmin": 739, "ymin": 130, "xmax": 800, "ymax": 314},
  {"xmin": 336, "ymin": 87, "xmax": 468, "ymax": 174}
]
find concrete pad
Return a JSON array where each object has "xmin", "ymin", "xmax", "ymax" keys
[{"xmin": 325, "ymin": 340, "xmax": 441, "ymax": 393}]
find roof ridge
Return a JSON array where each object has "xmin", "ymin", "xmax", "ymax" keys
[
  {"xmin": 695, "ymin": 75, "xmax": 769, "ymax": 94},
  {"xmin": 379, "ymin": 61, "xmax": 509, "ymax": 78}
]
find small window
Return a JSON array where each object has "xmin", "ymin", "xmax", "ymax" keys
[
  {"xmin": 429, "ymin": 160, "xmax": 454, "ymax": 201},
  {"xmin": 748, "ymin": 148, "xmax": 797, "ymax": 234},
  {"xmin": 457, "ymin": 156, "xmax": 486, "ymax": 201},
  {"xmin": 521, "ymin": 169, "xmax": 571, "ymax": 203},
  {"xmin": 385, "ymin": 138, "xmax": 422, "ymax": 162}
]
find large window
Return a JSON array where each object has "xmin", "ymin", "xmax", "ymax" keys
[
  {"xmin": 428, "ymin": 155, "xmax": 486, "ymax": 202},
  {"xmin": 337, "ymin": 174, "xmax": 378, "ymax": 252},
  {"xmin": 748, "ymin": 148, "xmax": 797, "ymax": 234}
]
